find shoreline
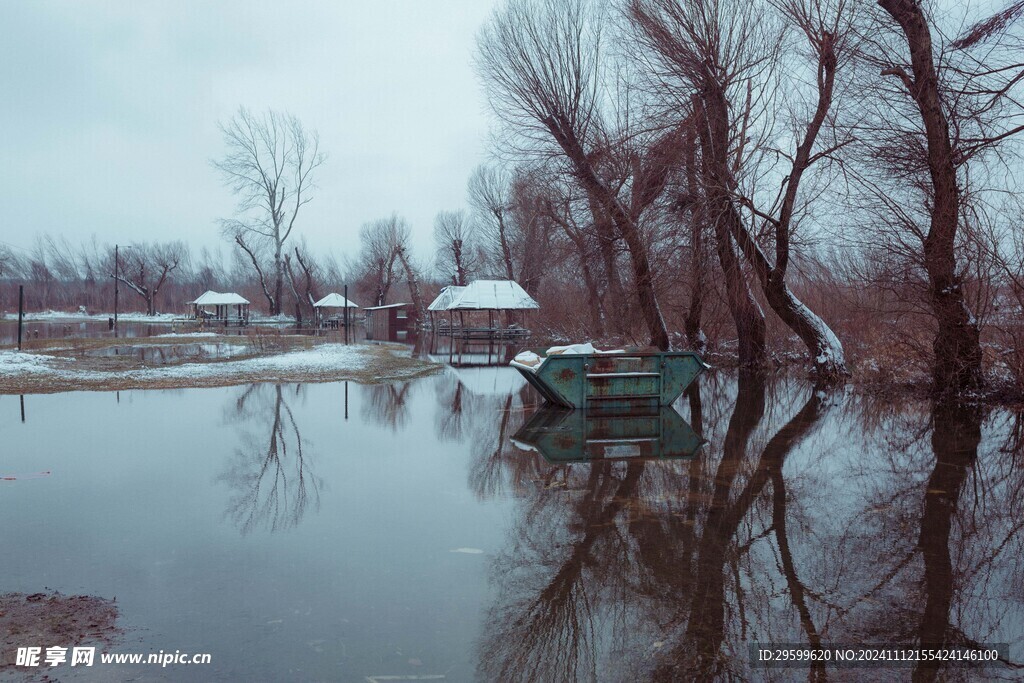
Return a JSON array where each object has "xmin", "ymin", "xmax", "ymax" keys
[{"xmin": 0, "ymin": 338, "xmax": 441, "ymax": 395}]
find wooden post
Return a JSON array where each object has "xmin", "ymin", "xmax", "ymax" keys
[
  {"xmin": 113, "ymin": 244, "xmax": 119, "ymax": 336},
  {"xmin": 17, "ymin": 284, "xmax": 24, "ymax": 351},
  {"xmin": 344, "ymin": 284, "xmax": 349, "ymax": 344}
]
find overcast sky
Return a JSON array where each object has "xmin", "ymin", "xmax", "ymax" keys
[{"xmin": 0, "ymin": 1, "xmax": 499, "ymax": 263}]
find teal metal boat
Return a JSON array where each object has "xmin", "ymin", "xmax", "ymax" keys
[
  {"xmin": 512, "ymin": 405, "xmax": 705, "ymax": 464},
  {"xmin": 511, "ymin": 350, "xmax": 708, "ymax": 409}
]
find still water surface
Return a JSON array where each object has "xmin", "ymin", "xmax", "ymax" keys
[{"xmin": 1, "ymin": 367, "xmax": 1022, "ymax": 681}]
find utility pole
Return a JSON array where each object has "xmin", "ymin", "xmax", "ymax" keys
[
  {"xmin": 113, "ymin": 243, "xmax": 120, "ymax": 335},
  {"xmin": 112, "ymin": 244, "xmax": 134, "ymax": 337}
]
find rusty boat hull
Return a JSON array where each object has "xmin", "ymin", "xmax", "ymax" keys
[{"xmin": 512, "ymin": 350, "xmax": 708, "ymax": 409}]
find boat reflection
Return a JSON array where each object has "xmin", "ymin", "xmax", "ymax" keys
[{"xmin": 512, "ymin": 405, "xmax": 705, "ymax": 464}]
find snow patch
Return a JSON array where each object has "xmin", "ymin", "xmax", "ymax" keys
[
  {"xmin": 0, "ymin": 351, "xmax": 61, "ymax": 375},
  {"xmin": 154, "ymin": 332, "xmax": 219, "ymax": 338},
  {"xmin": 0, "ymin": 344, "xmax": 369, "ymax": 383}
]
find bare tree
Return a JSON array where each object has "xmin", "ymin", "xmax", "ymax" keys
[
  {"xmin": 215, "ymin": 108, "xmax": 325, "ymax": 315},
  {"xmin": 469, "ymin": 165, "xmax": 516, "ymax": 281},
  {"xmin": 477, "ymin": 0, "xmax": 671, "ymax": 349},
  {"xmin": 506, "ymin": 168, "xmax": 558, "ymax": 297},
  {"xmin": 540, "ymin": 184, "xmax": 609, "ymax": 335},
  {"xmin": 680, "ymin": 112, "xmax": 708, "ymax": 353},
  {"xmin": 629, "ymin": 0, "xmax": 769, "ymax": 365},
  {"xmin": 863, "ymin": 0, "xmax": 1024, "ymax": 393},
  {"xmin": 433, "ymin": 209, "xmax": 477, "ymax": 286},
  {"xmin": 629, "ymin": 0, "xmax": 852, "ymax": 379},
  {"xmin": 111, "ymin": 241, "xmax": 188, "ymax": 315},
  {"xmin": 357, "ymin": 219, "xmax": 399, "ymax": 307},
  {"xmin": 355, "ymin": 215, "xmax": 425, "ymax": 320}
]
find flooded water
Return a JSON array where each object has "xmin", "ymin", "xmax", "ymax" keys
[
  {"xmin": 0, "ymin": 319, "xmax": 369, "ymax": 347},
  {"xmin": 0, "ymin": 320, "xmax": 175, "ymax": 346},
  {"xmin": 2, "ymin": 368, "xmax": 1022, "ymax": 681},
  {"xmin": 84, "ymin": 343, "xmax": 251, "ymax": 363}
]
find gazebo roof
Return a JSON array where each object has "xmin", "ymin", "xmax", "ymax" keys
[
  {"xmin": 189, "ymin": 291, "xmax": 250, "ymax": 306},
  {"xmin": 313, "ymin": 293, "xmax": 359, "ymax": 308},
  {"xmin": 427, "ymin": 285, "xmax": 466, "ymax": 311},
  {"xmin": 364, "ymin": 302, "xmax": 410, "ymax": 311},
  {"xmin": 447, "ymin": 280, "xmax": 539, "ymax": 311}
]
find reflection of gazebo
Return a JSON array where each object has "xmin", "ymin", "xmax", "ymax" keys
[
  {"xmin": 188, "ymin": 291, "xmax": 250, "ymax": 325},
  {"xmin": 313, "ymin": 293, "xmax": 359, "ymax": 329},
  {"xmin": 447, "ymin": 365, "xmax": 528, "ymax": 396},
  {"xmin": 430, "ymin": 280, "xmax": 538, "ymax": 339}
]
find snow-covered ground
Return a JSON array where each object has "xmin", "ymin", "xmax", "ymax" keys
[
  {"xmin": 0, "ymin": 350, "xmax": 64, "ymax": 376},
  {"xmin": 0, "ymin": 344, "xmax": 368, "ymax": 384},
  {"xmin": 1, "ymin": 310, "xmax": 177, "ymax": 323},
  {"xmin": 1, "ymin": 310, "xmax": 297, "ymax": 324},
  {"xmin": 154, "ymin": 332, "xmax": 220, "ymax": 338}
]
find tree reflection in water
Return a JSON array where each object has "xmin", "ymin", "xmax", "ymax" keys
[
  {"xmin": 362, "ymin": 381, "xmax": 413, "ymax": 431},
  {"xmin": 469, "ymin": 371, "xmax": 1024, "ymax": 681},
  {"xmin": 218, "ymin": 383, "xmax": 322, "ymax": 535}
]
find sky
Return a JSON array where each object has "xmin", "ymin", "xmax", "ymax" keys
[{"xmin": 0, "ymin": 0, "xmax": 500, "ymax": 264}]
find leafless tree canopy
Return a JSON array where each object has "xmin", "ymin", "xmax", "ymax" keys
[
  {"xmin": 214, "ymin": 108, "xmax": 325, "ymax": 315},
  {"xmin": 433, "ymin": 209, "xmax": 478, "ymax": 287},
  {"xmin": 112, "ymin": 241, "xmax": 189, "ymax": 316}
]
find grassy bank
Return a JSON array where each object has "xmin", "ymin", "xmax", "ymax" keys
[{"xmin": 0, "ymin": 335, "xmax": 441, "ymax": 394}]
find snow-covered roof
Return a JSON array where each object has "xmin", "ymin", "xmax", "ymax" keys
[
  {"xmin": 190, "ymin": 291, "xmax": 250, "ymax": 306},
  {"xmin": 428, "ymin": 286, "xmax": 466, "ymax": 311},
  {"xmin": 313, "ymin": 293, "xmax": 359, "ymax": 309},
  {"xmin": 364, "ymin": 302, "xmax": 410, "ymax": 310},
  {"xmin": 447, "ymin": 280, "xmax": 539, "ymax": 311}
]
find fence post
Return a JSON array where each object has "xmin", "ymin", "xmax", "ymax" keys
[{"xmin": 17, "ymin": 284, "xmax": 24, "ymax": 351}]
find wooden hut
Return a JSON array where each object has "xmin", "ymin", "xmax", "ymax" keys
[{"xmin": 364, "ymin": 303, "xmax": 411, "ymax": 341}]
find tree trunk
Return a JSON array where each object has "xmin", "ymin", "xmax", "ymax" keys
[
  {"xmin": 697, "ymin": 95, "xmax": 766, "ymax": 368},
  {"xmin": 396, "ymin": 247, "xmax": 425, "ymax": 324},
  {"xmin": 272, "ymin": 247, "xmax": 284, "ymax": 316},
  {"xmin": 236, "ymin": 235, "xmax": 275, "ymax": 315},
  {"xmin": 544, "ymin": 113, "xmax": 670, "ymax": 350},
  {"xmin": 569, "ymin": 231, "xmax": 606, "ymax": 337},
  {"xmin": 453, "ymin": 239, "xmax": 466, "ymax": 287},
  {"xmin": 683, "ymin": 122, "xmax": 707, "ymax": 353},
  {"xmin": 879, "ymin": 0, "xmax": 984, "ymax": 395},
  {"xmin": 587, "ymin": 195, "xmax": 625, "ymax": 334},
  {"xmin": 495, "ymin": 211, "xmax": 515, "ymax": 281},
  {"xmin": 729, "ymin": 222, "xmax": 847, "ymax": 379},
  {"xmin": 284, "ymin": 255, "xmax": 305, "ymax": 325}
]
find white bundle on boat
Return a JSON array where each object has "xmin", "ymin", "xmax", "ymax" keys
[
  {"xmin": 511, "ymin": 343, "xmax": 624, "ymax": 373},
  {"xmin": 511, "ymin": 350, "xmax": 543, "ymax": 371}
]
